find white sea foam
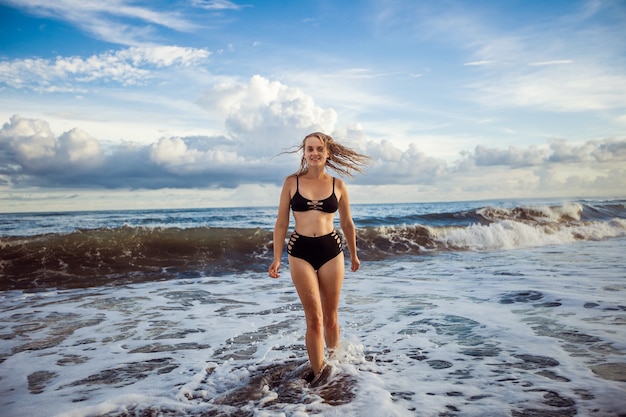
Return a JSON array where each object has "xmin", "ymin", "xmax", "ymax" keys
[
  {"xmin": 437, "ymin": 217, "xmax": 626, "ymax": 250},
  {"xmin": 1, "ymin": 238, "xmax": 625, "ymax": 416}
]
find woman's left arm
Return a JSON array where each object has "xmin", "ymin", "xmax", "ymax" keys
[{"xmin": 337, "ymin": 179, "xmax": 360, "ymax": 272}]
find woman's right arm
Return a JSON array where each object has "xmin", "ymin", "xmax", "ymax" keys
[{"xmin": 269, "ymin": 177, "xmax": 293, "ymax": 278}]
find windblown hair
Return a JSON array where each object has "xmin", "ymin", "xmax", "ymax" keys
[{"xmin": 288, "ymin": 132, "xmax": 370, "ymax": 177}]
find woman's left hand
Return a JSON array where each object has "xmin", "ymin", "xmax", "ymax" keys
[{"xmin": 351, "ymin": 256, "xmax": 361, "ymax": 272}]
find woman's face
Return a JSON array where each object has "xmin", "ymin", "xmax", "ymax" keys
[{"xmin": 303, "ymin": 136, "xmax": 328, "ymax": 168}]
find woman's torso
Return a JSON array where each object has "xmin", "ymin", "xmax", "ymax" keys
[{"xmin": 290, "ymin": 175, "xmax": 339, "ymax": 237}]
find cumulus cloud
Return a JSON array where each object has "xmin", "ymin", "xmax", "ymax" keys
[
  {"xmin": 56, "ymin": 129, "xmax": 102, "ymax": 166},
  {"xmin": 548, "ymin": 138, "xmax": 596, "ymax": 163},
  {"xmin": 150, "ymin": 137, "xmax": 245, "ymax": 174},
  {"xmin": 591, "ymin": 138, "xmax": 626, "ymax": 162},
  {"xmin": 0, "ymin": 115, "xmax": 259, "ymax": 188},
  {"xmin": 461, "ymin": 144, "xmax": 548, "ymax": 168},
  {"xmin": 0, "ymin": 115, "xmax": 103, "ymax": 175},
  {"xmin": 1, "ymin": 71, "xmax": 625, "ymax": 200},
  {"xmin": 363, "ymin": 141, "xmax": 446, "ymax": 185},
  {"xmin": 199, "ymin": 75, "xmax": 338, "ymax": 153},
  {"xmin": 0, "ymin": 46, "xmax": 210, "ymax": 92},
  {"xmin": 458, "ymin": 138, "xmax": 626, "ymax": 169},
  {"xmin": 0, "ymin": 73, "xmax": 345, "ymax": 188}
]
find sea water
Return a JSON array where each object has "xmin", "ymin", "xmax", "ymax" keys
[{"xmin": 1, "ymin": 199, "xmax": 625, "ymax": 416}]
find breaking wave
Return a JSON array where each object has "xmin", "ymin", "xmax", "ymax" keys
[
  {"xmin": 2, "ymin": 201, "xmax": 625, "ymax": 290},
  {"xmin": 357, "ymin": 201, "xmax": 626, "ymax": 257}
]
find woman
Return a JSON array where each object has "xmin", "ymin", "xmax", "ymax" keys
[{"xmin": 268, "ymin": 132, "xmax": 369, "ymax": 385}]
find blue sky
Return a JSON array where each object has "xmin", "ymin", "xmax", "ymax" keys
[{"xmin": 1, "ymin": 0, "xmax": 625, "ymax": 212}]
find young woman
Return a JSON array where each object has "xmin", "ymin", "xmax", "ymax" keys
[{"xmin": 268, "ymin": 132, "xmax": 369, "ymax": 384}]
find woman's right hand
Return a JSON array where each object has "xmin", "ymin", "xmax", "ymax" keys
[{"xmin": 268, "ymin": 259, "xmax": 281, "ymax": 278}]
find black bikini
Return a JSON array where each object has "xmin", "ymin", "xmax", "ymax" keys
[
  {"xmin": 288, "ymin": 176, "xmax": 343, "ymax": 270},
  {"xmin": 290, "ymin": 176, "xmax": 339, "ymax": 213}
]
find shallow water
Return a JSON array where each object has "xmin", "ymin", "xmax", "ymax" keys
[{"xmin": 1, "ymin": 236, "xmax": 625, "ymax": 416}]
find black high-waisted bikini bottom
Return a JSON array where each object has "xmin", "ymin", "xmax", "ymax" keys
[{"xmin": 287, "ymin": 229, "xmax": 343, "ymax": 271}]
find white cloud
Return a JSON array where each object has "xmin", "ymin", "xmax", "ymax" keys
[
  {"xmin": 150, "ymin": 136, "xmax": 244, "ymax": 174},
  {"xmin": 362, "ymin": 141, "xmax": 447, "ymax": 185},
  {"xmin": 2, "ymin": 0, "xmax": 196, "ymax": 45},
  {"xmin": 2, "ymin": 108, "xmax": 625, "ymax": 196},
  {"xmin": 0, "ymin": 114, "xmax": 103, "ymax": 173},
  {"xmin": 0, "ymin": 46, "xmax": 210, "ymax": 92},
  {"xmin": 456, "ymin": 137, "xmax": 626, "ymax": 169},
  {"xmin": 465, "ymin": 144, "xmax": 548, "ymax": 168},
  {"xmin": 464, "ymin": 60, "xmax": 497, "ymax": 66},
  {"xmin": 590, "ymin": 138, "xmax": 626, "ymax": 162},
  {"xmin": 443, "ymin": 1, "xmax": 626, "ymax": 113},
  {"xmin": 548, "ymin": 138, "xmax": 596, "ymax": 163},
  {"xmin": 469, "ymin": 63, "xmax": 626, "ymax": 112},
  {"xmin": 57, "ymin": 128, "xmax": 102, "ymax": 166},
  {"xmin": 0, "ymin": 115, "xmax": 56, "ymax": 169},
  {"xmin": 190, "ymin": 0, "xmax": 247, "ymax": 11},
  {"xmin": 116, "ymin": 46, "xmax": 211, "ymax": 68},
  {"xmin": 199, "ymin": 75, "xmax": 338, "ymax": 152},
  {"xmin": 2, "ymin": 33, "xmax": 626, "ymax": 213},
  {"xmin": 528, "ymin": 60, "xmax": 574, "ymax": 66}
]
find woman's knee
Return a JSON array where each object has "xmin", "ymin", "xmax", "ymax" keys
[
  {"xmin": 306, "ymin": 312, "xmax": 324, "ymax": 332},
  {"xmin": 305, "ymin": 309, "xmax": 324, "ymax": 328},
  {"xmin": 323, "ymin": 312, "xmax": 338, "ymax": 330}
]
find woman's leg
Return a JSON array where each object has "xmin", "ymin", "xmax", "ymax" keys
[
  {"xmin": 317, "ymin": 252, "xmax": 345, "ymax": 350},
  {"xmin": 288, "ymin": 255, "xmax": 325, "ymax": 374}
]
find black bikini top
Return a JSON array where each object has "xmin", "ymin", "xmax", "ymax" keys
[{"xmin": 290, "ymin": 176, "xmax": 339, "ymax": 213}]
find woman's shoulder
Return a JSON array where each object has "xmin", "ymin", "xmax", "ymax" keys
[
  {"xmin": 282, "ymin": 174, "xmax": 297, "ymax": 188},
  {"xmin": 333, "ymin": 176, "xmax": 347, "ymax": 188}
]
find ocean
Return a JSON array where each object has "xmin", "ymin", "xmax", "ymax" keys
[{"xmin": 1, "ymin": 198, "xmax": 625, "ymax": 416}]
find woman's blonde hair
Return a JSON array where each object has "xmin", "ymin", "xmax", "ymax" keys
[{"xmin": 289, "ymin": 132, "xmax": 370, "ymax": 177}]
